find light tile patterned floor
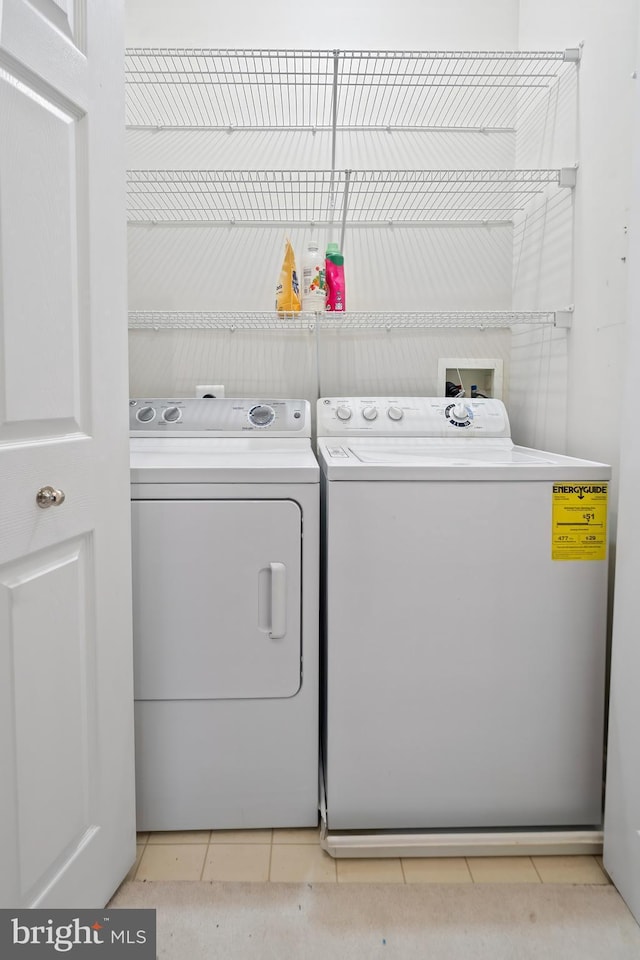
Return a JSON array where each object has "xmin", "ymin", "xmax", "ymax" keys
[{"xmin": 128, "ymin": 829, "xmax": 611, "ymax": 885}]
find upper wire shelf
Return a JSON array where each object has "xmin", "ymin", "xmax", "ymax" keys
[
  {"xmin": 127, "ymin": 310, "xmax": 563, "ymax": 331},
  {"xmin": 125, "ymin": 48, "xmax": 579, "ymax": 132},
  {"xmin": 127, "ymin": 168, "xmax": 569, "ymax": 226}
]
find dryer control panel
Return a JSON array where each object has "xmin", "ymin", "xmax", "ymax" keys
[
  {"xmin": 317, "ymin": 397, "xmax": 511, "ymax": 438},
  {"xmin": 130, "ymin": 398, "xmax": 310, "ymax": 437}
]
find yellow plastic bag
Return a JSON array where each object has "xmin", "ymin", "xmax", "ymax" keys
[{"xmin": 275, "ymin": 238, "xmax": 302, "ymax": 313}]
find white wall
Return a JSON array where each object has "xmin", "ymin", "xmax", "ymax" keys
[
  {"xmin": 517, "ymin": 0, "xmax": 638, "ymax": 490},
  {"xmin": 125, "ymin": 0, "xmax": 519, "ymax": 49},
  {"xmin": 125, "ymin": 0, "xmax": 520, "ymax": 406},
  {"xmin": 125, "ymin": 0, "xmax": 637, "ymax": 475},
  {"xmin": 509, "ymin": 56, "xmax": 578, "ymax": 451},
  {"xmin": 602, "ymin": 9, "xmax": 640, "ymax": 913}
]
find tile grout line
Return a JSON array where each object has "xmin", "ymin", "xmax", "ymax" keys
[
  {"xmin": 199, "ymin": 834, "xmax": 212, "ymax": 882},
  {"xmin": 268, "ymin": 835, "xmax": 275, "ymax": 882},
  {"xmin": 134, "ymin": 834, "xmax": 149, "ymax": 882},
  {"xmin": 523, "ymin": 856, "xmax": 540, "ymax": 884},
  {"xmin": 530, "ymin": 855, "xmax": 544, "ymax": 884}
]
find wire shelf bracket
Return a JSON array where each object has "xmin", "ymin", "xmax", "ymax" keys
[
  {"xmin": 554, "ymin": 307, "xmax": 574, "ymax": 329},
  {"xmin": 127, "ymin": 310, "xmax": 561, "ymax": 331},
  {"xmin": 559, "ymin": 166, "xmax": 578, "ymax": 188}
]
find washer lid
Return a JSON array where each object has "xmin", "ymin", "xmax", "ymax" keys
[
  {"xmin": 131, "ymin": 437, "xmax": 319, "ymax": 483},
  {"xmin": 317, "ymin": 437, "xmax": 610, "ymax": 481}
]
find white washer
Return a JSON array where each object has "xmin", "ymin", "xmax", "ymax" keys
[
  {"xmin": 130, "ymin": 397, "xmax": 319, "ymax": 830},
  {"xmin": 317, "ymin": 396, "xmax": 610, "ymax": 832}
]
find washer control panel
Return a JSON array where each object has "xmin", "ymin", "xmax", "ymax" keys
[
  {"xmin": 130, "ymin": 398, "xmax": 309, "ymax": 436},
  {"xmin": 317, "ymin": 397, "xmax": 510, "ymax": 438}
]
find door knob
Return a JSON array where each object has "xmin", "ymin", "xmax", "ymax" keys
[{"xmin": 36, "ymin": 486, "xmax": 66, "ymax": 508}]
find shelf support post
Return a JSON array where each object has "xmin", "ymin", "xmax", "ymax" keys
[
  {"xmin": 340, "ymin": 169, "xmax": 352, "ymax": 254},
  {"xmin": 327, "ymin": 50, "xmax": 341, "ymax": 244},
  {"xmin": 330, "ymin": 49, "xmax": 340, "ymax": 176}
]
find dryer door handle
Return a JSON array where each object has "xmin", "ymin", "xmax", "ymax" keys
[{"xmin": 269, "ymin": 562, "xmax": 287, "ymax": 639}]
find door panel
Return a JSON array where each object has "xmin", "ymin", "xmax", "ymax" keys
[
  {"xmin": 132, "ymin": 500, "xmax": 302, "ymax": 700},
  {"xmin": 1, "ymin": 539, "xmax": 95, "ymax": 899},
  {"xmin": 0, "ymin": 0, "xmax": 134, "ymax": 907},
  {"xmin": 41, "ymin": 1, "xmax": 75, "ymax": 35},
  {"xmin": 0, "ymin": 71, "xmax": 84, "ymax": 436},
  {"xmin": 1, "ymin": 0, "xmax": 87, "ymax": 99}
]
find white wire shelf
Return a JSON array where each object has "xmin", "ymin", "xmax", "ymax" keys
[
  {"xmin": 127, "ymin": 168, "xmax": 569, "ymax": 225},
  {"xmin": 125, "ymin": 48, "xmax": 579, "ymax": 132},
  {"xmin": 127, "ymin": 310, "xmax": 563, "ymax": 331}
]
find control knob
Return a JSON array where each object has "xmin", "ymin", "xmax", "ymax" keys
[
  {"xmin": 162, "ymin": 406, "xmax": 181, "ymax": 423},
  {"xmin": 362, "ymin": 406, "xmax": 378, "ymax": 421},
  {"xmin": 136, "ymin": 406, "xmax": 155, "ymax": 423},
  {"xmin": 249, "ymin": 404, "xmax": 275, "ymax": 427},
  {"xmin": 387, "ymin": 406, "xmax": 403, "ymax": 421},
  {"xmin": 447, "ymin": 400, "xmax": 474, "ymax": 428},
  {"xmin": 336, "ymin": 406, "xmax": 352, "ymax": 421}
]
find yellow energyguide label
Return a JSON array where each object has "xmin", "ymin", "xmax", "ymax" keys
[{"xmin": 552, "ymin": 482, "xmax": 608, "ymax": 560}]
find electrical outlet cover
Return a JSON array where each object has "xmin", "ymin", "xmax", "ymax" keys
[{"xmin": 195, "ymin": 384, "xmax": 225, "ymax": 398}]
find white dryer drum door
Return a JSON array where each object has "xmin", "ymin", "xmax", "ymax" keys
[{"xmin": 132, "ymin": 499, "xmax": 302, "ymax": 700}]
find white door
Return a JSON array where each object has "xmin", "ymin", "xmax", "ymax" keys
[
  {"xmin": 604, "ymin": 448, "xmax": 640, "ymax": 919},
  {"xmin": 132, "ymin": 499, "xmax": 302, "ymax": 700},
  {"xmin": 602, "ymin": 16, "xmax": 640, "ymax": 920},
  {"xmin": 0, "ymin": 0, "xmax": 135, "ymax": 907}
]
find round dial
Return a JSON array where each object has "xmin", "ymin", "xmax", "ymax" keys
[
  {"xmin": 136, "ymin": 406, "xmax": 155, "ymax": 423},
  {"xmin": 162, "ymin": 406, "xmax": 181, "ymax": 422},
  {"xmin": 362, "ymin": 406, "xmax": 378, "ymax": 421},
  {"xmin": 387, "ymin": 406, "xmax": 403, "ymax": 421},
  {"xmin": 249, "ymin": 404, "xmax": 275, "ymax": 427},
  {"xmin": 445, "ymin": 401, "xmax": 473, "ymax": 428},
  {"xmin": 336, "ymin": 406, "xmax": 352, "ymax": 421}
]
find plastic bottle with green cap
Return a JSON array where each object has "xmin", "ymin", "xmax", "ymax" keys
[
  {"xmin": 325, "ymin": 242, "xmax": 346, "ymax": 313},
  {"xmin": 301, "ymin": 238, "xmax": 326, "ymax": 310}
]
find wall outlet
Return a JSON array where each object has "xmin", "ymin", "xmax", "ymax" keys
[{"xmin": 195, "ymin": 384, "xmax": 225, "ymax": 398}]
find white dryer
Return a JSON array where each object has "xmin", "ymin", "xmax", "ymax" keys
[
  {"xmin": 130, "ymin": 397, "xmax": 319, "ymax": 830},
  {"xmin": 317, "ymin": 396, "xmax": 610, "ymax": 833}
]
